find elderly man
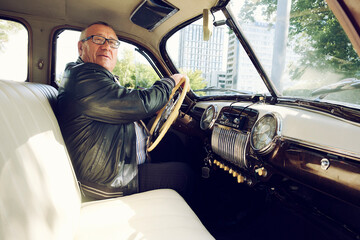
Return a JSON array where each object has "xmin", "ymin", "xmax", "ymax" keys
[{"xmin": 57, "ymin": 21, "xmax": 193, "ymax": 200}]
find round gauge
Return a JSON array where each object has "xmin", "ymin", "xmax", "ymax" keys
[
  {"xmin": 200, "ymin": 105, "xmax": 217, "ymax": 130},
  {"xmin": 250, "ymin": 113, "xmax": 282, "ymax": 154}
]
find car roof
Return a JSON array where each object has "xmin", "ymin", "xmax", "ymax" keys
[
  {"xmin": 1, "ymin": 0, "xmax": 359, "ymax": 85},
  {"xmin": 327, "ymin": 0, "xmax": 360, "ymax": 58},
  {"xmin": 1, "ymin": 0, "xmax": 359, "ymax": 55},
  {"xmin": 0, "ymin": 0, "xmax": 219, "ymax": 53}
]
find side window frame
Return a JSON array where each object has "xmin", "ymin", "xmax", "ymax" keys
[{"xmin": 50, "ymin": 26, "xmax": 81, "ymax": 88}]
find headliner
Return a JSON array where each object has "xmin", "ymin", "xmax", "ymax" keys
[{"xmin": 0, "ymin": 0, "xmax": 219, "ymax": 52}]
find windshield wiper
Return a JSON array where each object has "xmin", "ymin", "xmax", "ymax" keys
[
  {"xmin": 193, "ymin": 86, "xmax": 254, "ymax": 95},
  {"xmin": 311, "ymin": 78, "xmax": 360, "ymax": 100}
]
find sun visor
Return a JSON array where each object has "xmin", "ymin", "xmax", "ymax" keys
[{"xmin": 130, "ymin": 0, "xmax": 178, "ymax": 31}]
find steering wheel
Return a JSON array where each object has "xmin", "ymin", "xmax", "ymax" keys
[{"xmin": 147, "ymin": 76, "xmax": 190, "ymax": 152}]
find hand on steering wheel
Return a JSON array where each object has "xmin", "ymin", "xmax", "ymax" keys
[{"xmin": 147, "ymin": 76, "xmax": 190, "ymax": 152}]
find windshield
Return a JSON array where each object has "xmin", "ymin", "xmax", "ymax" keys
[{"xmin": 166, "ymin": 0, "xmax": 360, "ymax": 108}]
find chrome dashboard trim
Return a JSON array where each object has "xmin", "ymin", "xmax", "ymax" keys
[{"xmin": 211, "ymin": 124, "xmax": 249, "ymax": 168}]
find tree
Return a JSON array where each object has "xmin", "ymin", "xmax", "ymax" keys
[
  {"xmin": 289, "ymin": 0, "xmax": 360, "ymax": 79},
  {"xmin": 113, "ymin": 49, "xmax": 136, "ymax": 87},
  {"xmin": 113, "ymin": 48, "xmax": 158, "ymax": 88},
  {"xmin": 132, "ymin": 63, "xmax": 158, "ymax": 88},
  {"xmin": 179, "ymin": 69, "xmax": 207, "ymax": 90},
  {"xmin": 239, "ymin": 0, "xmax": 360, "ymax": 80},
  {"xmin": 0, "ymin": 20, "xmax": 23, "ymax": 52},
  {"xmin": 114, "ymin": 48, "xmax": 207, "ymax": 91}
]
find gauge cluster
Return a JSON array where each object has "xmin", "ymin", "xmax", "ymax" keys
[
  {"xmin": 250, "ymin": 113, "xmax": 282, "ymax": 155},
  {"xmin": 200, "ymin": 105, "xmax": 217, "ymax": 130}
]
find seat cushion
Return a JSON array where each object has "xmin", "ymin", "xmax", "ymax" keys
[
  {"xmin": 0, "ymin": 80, "xmax": 213, "ymax": 240},
  {"xmin": 0, "ymin": 80, "xmax": 81, "ymax": 240},
  {"xmin": 76, "ymin": 189, "xmax": 214, "ymax": 240}
]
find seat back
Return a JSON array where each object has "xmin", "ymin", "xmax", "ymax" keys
[{"xmin": 0, "ymin": 80, "xmax": 81, "ymax": 240}]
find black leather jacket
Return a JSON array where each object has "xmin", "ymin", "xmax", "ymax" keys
[{"xmin": 56, "ymin": 58, "xmax": 175, "ymax": 197}]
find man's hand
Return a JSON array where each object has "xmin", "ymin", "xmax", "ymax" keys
[{"xmin": 170, "ymin": 73, "xmax": 188, "ymax": 87}]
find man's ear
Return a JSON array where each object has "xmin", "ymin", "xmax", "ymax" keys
[{"xmin": 78, "ymin": 41, "xmax": 83, "ymax": 56}]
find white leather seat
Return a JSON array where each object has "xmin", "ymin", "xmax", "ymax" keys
[
  {"xmin": 77, "ymin": 189, "xmax": 212, "ymax": 240},
  {"xmin": 0, "ymin": 80, "xmax": 214, "ymax": 240}
]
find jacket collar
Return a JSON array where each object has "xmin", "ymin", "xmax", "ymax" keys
[
  {"xmin": 76, "ymin": 57, "xmax": 117, "ymax": 82},
  {"xmin": 76, "ymin": 57, "xmax": 85, "ymax": 64}
]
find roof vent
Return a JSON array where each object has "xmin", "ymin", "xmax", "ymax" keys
[{"xmin": 130, "ymin": 0, "xmax": 178, "ymax": 31}]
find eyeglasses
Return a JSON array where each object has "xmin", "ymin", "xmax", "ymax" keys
[{"xmin": 81, "ymin": 35, "xmax": 120, "ymax": 49}]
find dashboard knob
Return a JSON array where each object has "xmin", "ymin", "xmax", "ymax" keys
[
  {"xmin": 224, "ymin": 166, "xmax": 229, "ymax": 171},
  {"xmin": 232, "ymin": 171, "xmax": 238, "ymax": 177},
  {"xmin": 255, "ymin": 167, "xmax": 267, "ymax": 177},
  {"xmin": 237, "ymin": 174, "xmax": 245, "ymax": 183},
  {"xmin": 219, "ymin": 163, "xmax": 224, "ymax": 169},
  {"xmin": 229, "ymin": 169, "xmax": 233, "ymax": 174},
  {"xmin": 233, "ymin": 118, "xmax": 240, "ymax": 124}
]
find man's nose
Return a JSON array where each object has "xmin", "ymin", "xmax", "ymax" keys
[{"xmin": 100, "ymin": 40, "xmax": 111, "ymax": 50}]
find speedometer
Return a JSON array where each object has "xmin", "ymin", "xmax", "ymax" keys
[
  {"xmin": 250, "ymin": 113, "xmax": 282, "ymax": 154},
  {"xmin": 200, "ymin": 105, "xmax": 217, "ymax": 130}
]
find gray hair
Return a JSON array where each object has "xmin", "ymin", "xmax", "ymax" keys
[{"xmin": 79, "ymin": 21, "xmax": 113, "ymax": 40}]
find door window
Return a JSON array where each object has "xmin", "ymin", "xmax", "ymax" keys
[
  {"xmin": 0, "ymin": 19, "xmax": 28, "ymax": 81},
  {"xmin": 54, "ymin": 29, "xmax": 158, "ymax": 88}
]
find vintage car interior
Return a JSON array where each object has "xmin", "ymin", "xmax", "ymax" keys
[{"xmin": 1, "ymin": 0, "xmax": 360, "ymax": 239}]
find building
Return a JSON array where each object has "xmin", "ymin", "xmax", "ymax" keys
[
  {"xmin": 208, "ymin": 71, "xmax": 227, "ymax": 88},
  {"xmin": 226, "ymin": 22, "xmax": 274, "ymax": 93},
  {"xmin": 177, "ymin": 20, "xmax": 298, "ymax": 92},
  {"xmin": 226, "ymin": 21, "xmax": 300, "ymax": 93},
  {"xmin": 178, "ymin": 24, "xmax": 226, "ymax": 83}
]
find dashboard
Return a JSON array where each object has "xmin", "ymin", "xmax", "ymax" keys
[{"xmin": 193, "ymin": 100, "xmax": 360, "ymax": 207}]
